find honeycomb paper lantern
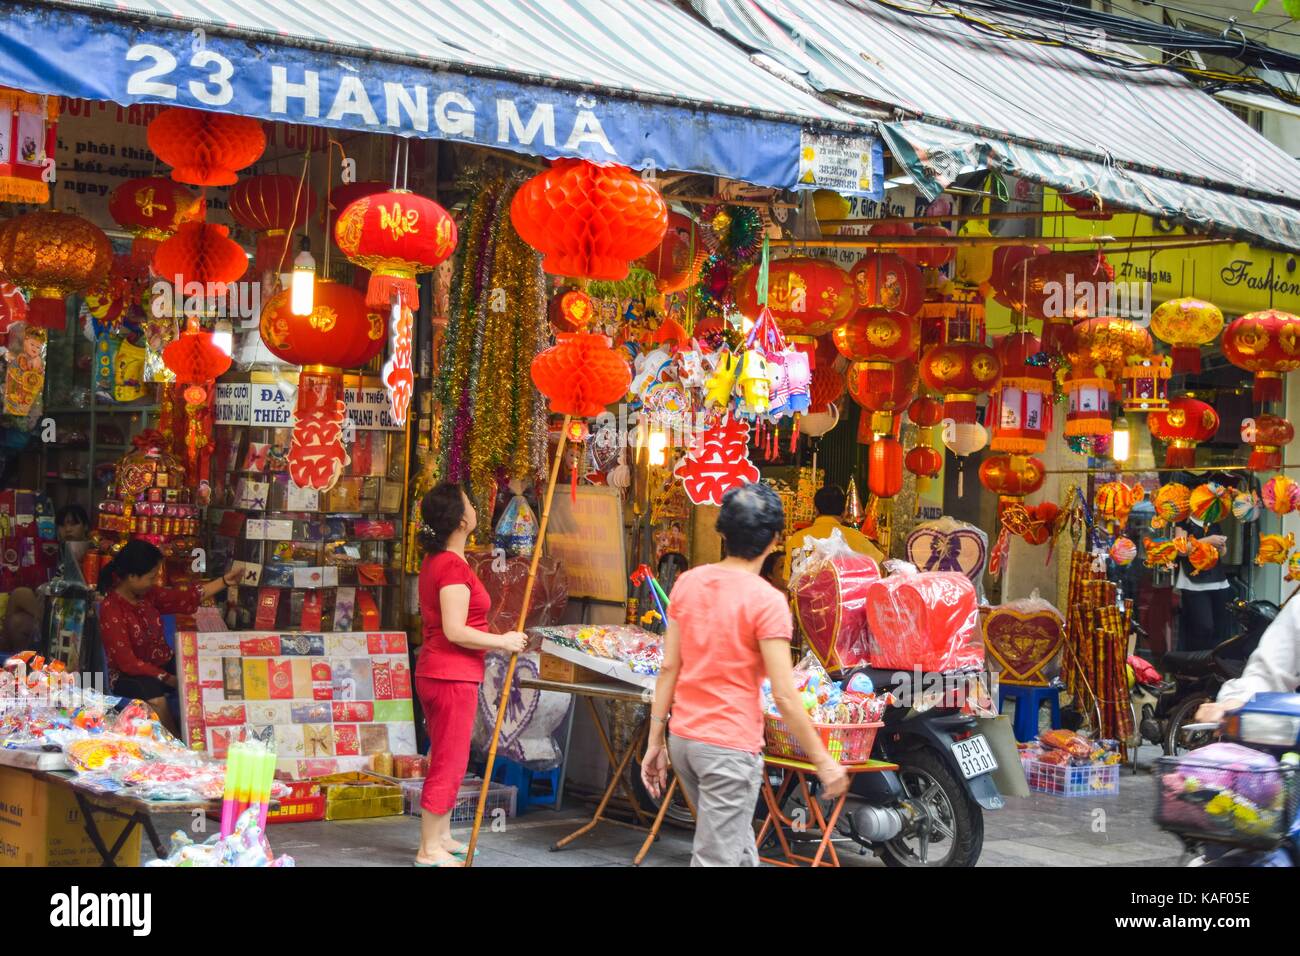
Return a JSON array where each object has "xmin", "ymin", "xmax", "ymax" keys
[
  {"xmin": 107, "ymin": 176, "xmax": 203, "ymax": 275},
  {"xmin": 260, "ymin": 279, "xmax": 384, "ymax": 370},
  {"xmin": 1149, "ymin": 397, "xmax": 1219, "ymax": 468},
  {"xmin": 147, "ymin": 107, "xmax": 266, "ymax": 187},
  {"xmin": 919, "ymin": 341, "xmax": 1001, "ymax": 424},
  {"xmin": 808, "ymin": 362, "xmax": 846, "ymax": 414},
  {"xmin": 530, "ymin": 332, "xmax": 633, "ymax": 418},
  {"xmin": 734, "ymin": 256, "xmax": 854, "ymax": 338},
  {"xmin": 1242, "ymin": 413, "xmax": 1294, "ymax": 471},
  {"xmin": 229, "ymin": 174, "xmax": 319, "ymax": 275},
  {"xmin": 0, "ymin": 210, "xmax": 112, "ymax": 328},
  {"xmin": 510, "ymin": 159, "xmax": 667, "ymax": 282},
  {"xmin": 637, "ymin": 211, "xmax": 705, "ymax": 293},
  {"xmin": 848, "ymin": 252, "xmax": 923, "ymax": 317},
  {"xmin": 1150, "ymin": 297, "xmax": 1224, "ymax": 374},
  {"xmin": 832, "ymin": 310, "xmax": 919, "ymax": 363},
  {"xmin": 335, "ymin": 189, "xmax": 458, "ymax": 309},
  {"xmin": 1221, "ymin": 309, "xmax": 1300, "ymax": 404},
  {"xmin": 163, "ymin": 320, "xmax": 232, "ymax": 384},
  {"xmin": 151, "ymin": 222, "xmax": 247, "ymax": 295}
]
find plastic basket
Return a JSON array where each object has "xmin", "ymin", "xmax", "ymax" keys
[
  {"xmin": 763, "ymin": 716, "xmax": 882, "ymax": 765},
  {"xmin": 1022, "ymin": 757, "xmax": 1120, "ymax": 797},
  {"xmin": 1154, "ymin": 755, "xmax": 1297, "ymax": 851}
]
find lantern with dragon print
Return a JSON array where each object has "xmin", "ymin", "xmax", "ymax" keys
[
  {"xmin": 335, "ymin": 189, "xmax": 458, "ymax": 309},
  {"xmin": 1150, "ymin": 297, "xmax": 1224, "ymax": 374},
  {"xmin": 848, "ymin": 359, "xmax": 917, "ymax": 441},
  {"xmin": 1221, "ymin": 309, "xmax": 1300, "ymax": 404},
  {"xmin": 735, "ymin": 256, "xmax": 854, "ymax": 339},
  {"xmin": 1242, "ymin": 414, "xmax": 1294, "ymax": 471},
  {"xmin": 0, "ymin": 211, "xmax": 113, "ymax": 328},
  {"xmin": 1149, "ymin": 397, "xmax": 1220, "ymax": 468},
  {"xmin": 107, "ymin": 176, "xmax": 203, "ymax": 277},
  {"xmin": 987, "ymin": 330, "xmax": 1053, "ymax": 455},
  {"xmin": 979, "ymin": 454, "xmax": 1046, "ymax": 511},
  {"xmin": 229, "ymin": 174, "xmax": 319, "ymax": 276},
  {"xmin": 919, "ymin": 341, "xmax": 1000, "ymax": 425}
]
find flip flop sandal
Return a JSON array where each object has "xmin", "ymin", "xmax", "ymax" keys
[
  {"xmin": 449, "ymin": 845, "xmax": 480, "ymax": 859},
  {"xmin": 413, "ymin": 857, "xmax": 463, "ymax": 868}
]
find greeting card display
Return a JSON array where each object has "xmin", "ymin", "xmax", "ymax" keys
[
  {"xmin": 864, "ymin": 568, "xmax": 983, "ymax": 672},
  {"xmin": 791, "ymin": 530, "xmax": 880, "ymax": 673}
]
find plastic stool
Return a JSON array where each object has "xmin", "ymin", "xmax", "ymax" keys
[
  {"xmin": 999, "ymin": 684, "xmax": 1062, "ymax": 742},
  {"xmin": 492, "ymin": 757, "xmax": 562, "ymax": 814}
]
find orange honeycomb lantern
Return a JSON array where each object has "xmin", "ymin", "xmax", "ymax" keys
[
  {"xmin": 107, "ymin": 176, "xmax": 203, "ymax": 275},
  {"xmin": 1221, "ymin": 309, "xmax": 1300, "ymax": 404},
  {"xmin": 848, "ymin": 253, "xmax": 923, "ymax": 317},
  {"xmin": 510, "ymin": 159, "xmax": 667, "ymax": 282},
  {"xmin": 147, "ymin": 107, "xmax": 265, "ymax": 187},
  {"xmin": 869, "ymin": 436, "xmax": 905, "ymax": 499},
  {"xmin": 980, "ymin": 454, "xmax": 1046, "ymax": 508},
  {"xmin": 831, "ymin": 310, "xmax": 919, "ymax": 363},
  {"xmin": 988, "ymin": 331, "xmax": 1053, "ymax": 455},
  {"xmin": 919, "ymin": 341, "xmax": 1001, "ymax": 424},
  {"xmin": 530, "ymin": 332, "xmax": 633, "ymax": 418},
  {"xmin": 0, "ymin": 211, "xmax": 112, "ymax": 328},
  {"xmin": 1149, "ymin": 398, "xmax": 1220, "ymax": 468},
  {"xmin": 335, "ymin": 189, "xmax": 458, "ymax": 310},
  {"xmin": 151, "ymin": 222, "xmax": 248, "ymax": 298},
  {"xmin": 734, "ymin": 256, "xmax": 854, "ymax": 338},
  {"xmin": 163, "ymin": 318, "xmax": 232, "ymax": 384},
  {"xmin": 259, "ymin": 279, "xmax": 386, "ymax": 370},
  {"xmin": 229, "ymin": 174, "xmax": 319, "ymax": 275},
  {"xmin": 848, "ymin": 358, "xmax": 917, "ymax": 438},
  {"xmin": 638, "ymin": 211, "xmax": 705, "ymax": 293},
  {"xmin": 1242, "ymin": 414, "xmax": 1294, "ymax": 471},
  {"xmin": 1150, "ymin": 297, "xmax": 1224, "ymax": 374}
]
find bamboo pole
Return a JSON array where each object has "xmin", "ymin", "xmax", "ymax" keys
[
  {"xmin": 818, "ymin": 209, "xmax": 1086, "ymax": 226},
  {"xmin": 667, "ymin": 193, "xmax": 800, "ymax": 210},
  {"xmin": 464, "ymin": 413, "xmax": 572, "ymax": 866},
  {"xmin": 768, "ymin": 235, "xmax": 1234, "ymax": 249}
]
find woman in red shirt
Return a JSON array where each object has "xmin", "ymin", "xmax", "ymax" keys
[
  {"xmin": 98, "ymin": 540, "xmax": 238, "ymax": 736},
  {"xmin": 414, "ymin": 483, "xmax": 527, "ymax": 868}
]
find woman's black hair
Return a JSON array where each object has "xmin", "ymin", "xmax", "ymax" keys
[
  {"xmin": 419, "ymin": 482, "xmax": 470, "ymax": 555},
  {"xmin": 716, "ymin": 483, "xmax": 785, "ymax": 560},
  {"xmin": 57, "ymin": 503, "xmax": 90, "ymax": 527},
  {"xmin": 98, "ymin": 539, "xmax": 164, "ymax": 594}
]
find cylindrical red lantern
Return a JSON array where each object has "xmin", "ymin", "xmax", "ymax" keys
[
  {"xmin": 919, "ymin": 341, "xmax": 1001, "ymax": 424},
  {"xmin": 147, "ymin": 107, "xmax": 266, "ymax": 187},
  {"xmin": 1242, "ymin": 414, "xmax": 1295, "ymax": 471},
  {"xmin": 869, "ymin": 436, "xmax": 905, "ymax": 499},
  {"xmin": 913, "ymin": 225, "xmax": 954, "ymax": 269},
  {"xmin": 848, "ymin": 253, "xmax": 924, "ymax": 317},
  {"xmin": 637, "ymin": 211, "xmax": 705, "ymax": 294},
  {"xmin": 848, "ymin": 359, "xmax": 917, "ymax": 438},
  {"xmin": 1065, "ymin": 366, "xmax": 1114, "ymax": 437},
  {"xmin": 107, "ymin": 176, "xmax": 203, "ymax": 276},
  {"xmin": 831, "ymin": 310, "xmax": 919, "ymax": 363},
  {"xmin": 0, "ymin": 211, "xmax": 113, "ymax": 328},
  {"xmin": 229, "ymin": 174, "xmax": 319, "ymax": 275},
  {"xmin": 979, "ymin": 454, "xmax": 1046, "ymax": 506},
  {"xmin": 734, "ymin": 257, "xmax": 854, "ymax": 337},
  {"xmin": 1149, "ymin": 398, "xmax": 1220, "ymax": 468},
  {"xmin": 1221, "ymin": 309, "xmax": 1300, "ymax": 404},
  {"xmin": 152, "ymin": 222, "xmax": 248, "ymax": 297},
  {"xmin": 259, "ymin": 279, "xmax": 386, "ymax": 370},
  {"xmin": 988, "ymin": 331, "xmax": 1054, "ymax": 454},
  {"xmin": 530, "ymin": 332, "xmax": 633, "ymax": 418},
  {"xmin": 335, "ymin": 189, "xmax": 458, "ymax": 309},
  {"xmin": 510, "ymin": 159, "xmax": 667, "ymax": 281}
]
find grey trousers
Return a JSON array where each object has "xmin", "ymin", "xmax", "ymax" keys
[{"xmin": 668, "ymin": 734, "xmax": 764, "ymax": 867}]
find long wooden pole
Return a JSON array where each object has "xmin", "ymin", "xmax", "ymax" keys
[
  {"xmin": 768, "ymin": 235, "xmax": 1234, "ymax": 249},
  {"xmin": 464, "ymin": 414, "xmax": 572, "ymax": 865}
]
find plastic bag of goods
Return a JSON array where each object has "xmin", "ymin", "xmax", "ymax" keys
[
  {"xmin": 1158, "ymin": 742, "xmax": 1294, "ymax": 842},
  {"xmin": 863, "ymin": 567, "xmax": 983, "ymax": 671},
  {"xmin": 790, "ymin": 530, "xmax": 880, "ymax": 673}
]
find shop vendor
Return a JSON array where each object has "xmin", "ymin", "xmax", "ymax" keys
[
  {"xmin": 98, "ymin": 540, "xmax": 239, "ymax": 735},
  {"xmin": 781, "ymin": 484, "xmax": 884, "ymax": 586}
]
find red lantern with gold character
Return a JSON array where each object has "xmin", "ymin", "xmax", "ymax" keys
[
  {"xmin": 869, "ymin": 436, "xmax": 905, "ymax": 499},
  {"xmin": 1242, "ymin": 414, "xmax": 1295, "ymax": 471},
  {"xmin": 107, "ymin": 176, "xmax": 203, "ymax": 276},
  {"xmin": 988, "ymin": 331, "xmax": 1053, "ymax": 455},
  {"xmin": 849, "ymin": 359, "xmax": 917, "ymax": 440},
  {"xmin": 147, "ymin": 107, "xmax": 265, "ymax": 187},
  {"xmin": 848, "ymin": 253, "xmax": 923, "ymax": 317},
  {"xmin": 335, "ymin": 189, "xmax": 458, "ymax": 310},
  {"xmin": 734, "ymin": 257, "xmax": 854, "ymax": 338},
  {"xmin": 980, "ymin": 454, "xmax": 1046, "ymax": 509},
  {"xmin": 229, "ymin": 174, "xmax": 319, "ymax": 276},
  {"xmin": 1221, "ymin": 309, "xmax": 1300, "ymax": 404},
  {"xmin": 530, "ymin": 332, "xmax": 633, "ymax": 418},
  {"xmin": 0, "ymin": 211, "xmax": 113, "ymax": 328},
  {"xmin": 919, "ymin": 341, "xmax": 1000, "ymax": 425},
  {"xmin": 831, "ymin": 310, "xmax": 918, "ymax": 363},
  {"xmin": 1149, "ymin": 398, "xmax": 1220, "ymax": 468}
]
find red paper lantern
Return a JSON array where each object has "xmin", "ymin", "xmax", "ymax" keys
[
  {"xmin": 549, "ymin": 289, "xmax": 596, "ymax": 333},
  {"xmin": 151, "ymin": 222, "xmax": 247, "ymax": 296},
  {"xmin": 907, "ymin": 395, "xmax": 944, "ymax": 428},
  {"xmin": 1221, "ymin": 309, "xmax": 1300, "ymax": 404},
  {"xmin": 1242, "ymin": 414, "xmax": 1295, "ymax": 471},
  {"xmin": 1060, "ymin": 191, "xmax": 1113, "ymax": 220},
  {"xmin": 259, "ymin": 279, "xmax": 386, "ymax": 370},
  {"xmin": 0, "ymin": 211, "xmax": 112, "ymax": 328},
  {"xmin": 1149, "ymin": 398, "xmax": 1220, "ymax": 468},
  {"xmin": 335, "ymin": 189, "xmax": 458, "ymax": 309},
  {"xmin": 734, "ymin": 257, "xmax": 854, "ymax": 338},
  {"xmin": 868, "ymin": 220, "xmax": 920, "ymax": 265},
  {"xmin": 918, "ymin": 341, "xmax": 1001, "ymax": 424},
  {"xmin": 848, "ymin": 359, "xmax": 917, "ymax": 437},
  {"xmin": 831, "ymin": 310, "xmax": 919, "ymax": 363},
  {"xmin": 988, "ymin": 331, "xmax": 1054, "ymax": 454},
  {"xmin": 1069, "ymin": 317, "xmax": 1153, "ymax": 383},
  {"xmin": 848, "ymin": 253, "xmax": 923, "ymax": 317},
  {"xmin": 638, "ymin": 211, "xmax": 705, "ymax": 293},
  {"xmin": 914, "ymin": 225, "xmax": 954, "ymax": 269},
  {"xmin": 530, "ymin": 332, "xmax": 633, "ymax": 418},
  {"xmin": 979, "ymin": 454, "xmax": 1046, "ymax": 503},
  {"xmin": 995, "ymin": 250, "xmax": 1113, "ymax": 321},
  {"xmin": 288, "ymin": 368, "xmax": 351, "ymax": 493},
  {"xmin": 510, "ymin": 159, "xmax": 667, "ymax": 281},
  {"xmin": 163, "ymin": 319, "xmax": 232, "ymax": 384},
  {"xmin": 107, "ymin": 176, "xmax": 203, "ymax": 275},
  {"xmin": 905, "ymin": 443, "xmax": 943, "ymax": 481},
  {"xmin": 229, "ymin": 174, "xmax": 319, "ymax": 275},
  {"xmin": 147, "ymin": 107, "xmax": 265, "ymax": 187},
  {"xmin": 1065, "ymin": 366, "xmax": 1113, "ymax": 438},
  {"xmin": 808, "ymin": 363, "xmax": 846, "ymax": 414},
  {"xmin": 990, "ymin": 245, "xmax": 1045, "ymax": 303},
  {"xmin": 869, "ymin": 436, "xmax": 905, "ymax": 499}
]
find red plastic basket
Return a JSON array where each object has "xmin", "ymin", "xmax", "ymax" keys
[{"xmin": 763, "ymin": 716, "xmax": 882, "ymax": 764}]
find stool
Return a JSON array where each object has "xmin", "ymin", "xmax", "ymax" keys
[
  {"xmin": 999, "ymin": 684, "xmax": 1062, "ymax": 742},
  {"xmin": 491, "ymin": 757, "xmax": 562, "ymax": 814}
]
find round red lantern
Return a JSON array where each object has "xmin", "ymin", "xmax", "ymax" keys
[
  {"xmin": 1149, "ymin": 397, "xmax": 1219, "ymax": 468},
  {"xmin": 638, "ymin": 211, "xmax": 705, "ymax": 294},
  {"xmin": 913, "ymin": 225, "xmax": 954, "ymax": 269},
  {"xmin": 990, "ymin": 245, "xmax": 1046, "ymax": 305},
  {"xmin": 530, "ymin": 332, "xmax": 633, "ymax": 418},
  {"xmin": 868, "ymin": 220, "xmax": 920, "ymax": 265},
  {"xmin": 831, "ymin": 310, "xmax": 919, "ymax": 363},
  {"xmin": 335, "ymin": 189, "xmax": 458, "ymax": 309},
  {"xmin": 979, "ymin": 454, "xmax": 1046, "ymax": 505},
  {"xmin": 905, "ymin": 443, "xmax": 943, "ymax": 484},
  {"xmin": 848, "ymin": 359, "xmax": 917, "ymax": 438},
  {"xmin": 146, "ymin": 107, "xmax": 265, "ymax": 187},
  {"xmin": 259, "ymin": 279, "xmax": 386, "ymax": 370},
  {"xmin": 907, "ymin": 395, "xmax": 944, "ymax": 428},
  {"xmin": 734, "ymin": 257, "xmax": 854, "ymax": 338},
  {"xmin": 1221, "ymin": 309, "xmax": 1300, "ymax": 404},
  {"xmin": 995, "ymin": 250, "xmax": 1114, "ymax": 321},
  {"xmin": 229, "ymin": 174, "xmax": 319, "ymax": 275},
  {"xmin": 1242, "ymin": 414, "xmax": 1294, "ymax": 471},
  {"xmin": 918, "ymin": 341, "xmax": 1001, "ymax": 424},
  {"xmin": 848, "ymin": 253, "xmax": 923, "ymax": 317},
  {"xmin": 107, "ymin": 176, "xmax": 203, "ymax": 275},
  {"xmin": 1150, "ymin": 297, "xmax": 1223, "ymax": 373},
  {"xmin": 808, "ymin": 362, "xmax": 846, "ymax": 414},
  {"xmin": 510, "ymin": 159, "xmax": 667, "ymax": 282},
  {"xmin": 988, "ymin": 331, "xmax": 1054, "ymax": 455},
  {"xmin": 869, "ymin": 436, "xmax": 905, "ymax": 499},
  {"xmin": 163, "ymin": 318, "xmax": 232, "ymax": 384},
  {"xmin": 0, "ymin": 211, "xmax": 112, "ymax": 328},
  {"xmin": 151, "ymin": 222, "xmax": 247, "ymax": 296}
]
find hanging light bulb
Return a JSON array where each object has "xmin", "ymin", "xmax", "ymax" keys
[
  {"xmin": 212, "ymin": 317, "xmax": 234, "ymax": 357},
  {"xmin": 1111, "ymin": 413, "xmax": 1132, "ymax": 464},
  {"xmin": 290, "ymin": 235, "xmax": 316, "ymax": 316},
  {"xmin": 648, "ymin": 427, "xmax": 669, "ymax": 467}
]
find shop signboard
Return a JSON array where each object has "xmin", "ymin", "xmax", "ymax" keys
[{"xmin": 547, "ymin": 486, "xmax": 628, "ymax": 604}]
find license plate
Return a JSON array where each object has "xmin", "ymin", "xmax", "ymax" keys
[{"xmin": 951, "ymin": 735, "xmax": 998, "ymax": 779}]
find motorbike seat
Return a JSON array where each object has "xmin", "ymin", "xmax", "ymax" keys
[{"xmin": 1161, "ymin": 649, "xmax": 1216, "ymax": 677}]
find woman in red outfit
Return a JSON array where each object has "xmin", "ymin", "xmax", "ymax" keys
[
  {"xmin": 98, "ymin": 540, "xmax": 238, "ymax": 735},
  {"xmin": 414, "ymin": 483, "xmax": 527, "ymax": 867}
]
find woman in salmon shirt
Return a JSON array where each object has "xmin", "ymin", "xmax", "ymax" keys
[
  {"xmin": 414, "ymin": 483, "xmax": 527, "ymax": 867},
  {"xmin": 98, "ymin": 540, "xmax": 238, "ymax": 736}
]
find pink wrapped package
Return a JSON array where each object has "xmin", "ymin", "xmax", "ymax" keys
[
  {"xmin": 864, "ymin": 570, "xmax": 983, "ymax": 672},
  {"xmin": 791, "ymin": 531, "xmax": 881, "ymax": 673}
]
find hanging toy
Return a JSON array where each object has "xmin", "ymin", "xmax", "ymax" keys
[
  {"xmin": 1189, "ymin": 483, "xmax": 1229, "ymax": 524},
  {"xmin": 1150, "ymin": 482, "xmax": 1191, "ymax": 530},
  {"xmin": 1257, "ymin": 532, "xmax": 1294, "ymax": 566},
  {"xmin": 1144, "ymin": 538, "xmax": 1181, "ymax": 571},
  {"xmin": 1262, "ymin": 475, "xmax": 1300, "ymax": 517},
  {"xmin": 1286, "ymin": 550, "xmax": 1300, "ymax": 583},
  {"xmin": 1094, "ymin": 480, "xmax": 1144, "ymax": 532},
  {"xmin": 1231, "ymin": 488, "xmax": 1263, "ymax": 524},
  {"xmin": 736, "ymin": 350, "xmax": 772, "ymax": 415},
  {"xmin": 1109, "ymin": 536, "xmax": 1137, "ymax": 566},
  {"xmin": 1188, "ymin": 537, "xmax": 1220, "ymax": 576},
  {"xmin": 704, "ymin": 351, "xmax": 739, "ymax": 409}
]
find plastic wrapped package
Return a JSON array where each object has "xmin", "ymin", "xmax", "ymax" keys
[
  {"xmin": 493, "ymin": 493, "xmax": 538, "ymax": 557},
  {"xmin": 467, "ymin": 551, "xmax": 568, "ymax": 634},
  {"xmin": 1038, "ymin": 728, "xmax": 1094, "ymax": 760},
  {"xmin": 791, "ymin": 530, "xmax": 881, "ymax": 673},
  {"xmin": 904, "ymin": 518, "xmax": 989, "ymax": 602},
  {"xmin": 147, "ymin": 808, "xmax": 295, "ymax": 867},
  {"xmin": 863, "ymin": 567, "xmax": 983, "ymax": 672},
  {"xmin": 1157, "ymin": 744, "xmax": 1296, "ymax": 847},
  {"xmin": 981, "ymin": 591, "xmax": 1064, "ymax": 684},
  {"xmin": 471, "ymin": 650, "xmax": 574, "ymax": 772}
]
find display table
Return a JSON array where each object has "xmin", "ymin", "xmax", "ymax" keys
[
  {"xmin": 755, "ymin": 755, "xmax": 898, "ymax": 868},
  {"xmin": 518, "ymin": 676, "xmax": 693, "ymax": 866}
]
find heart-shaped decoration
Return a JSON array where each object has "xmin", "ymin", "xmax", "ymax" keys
[
  {"xmin": 906, "ymin": 519, "xmax": 988, "ymax": 588},
  {"xmin": 982, "ymin": 605, "xmax": 1064, "ymax": 684},
  {"xmin": 478, "ymin": 652, "xmax": 541, "ymax": 755},
  {"xmin": 793, "ymin": 551, "xmax": 879, "ymax": 672}
]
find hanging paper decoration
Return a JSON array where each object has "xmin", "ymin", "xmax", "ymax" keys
[
  {"xmin": 3, "ymin": 324, "xmax": 46, "ymax": 416},
  {"xmin": 673, "ymin": 413, "xmax": 759, "ymax": 506},
  {"xmin": 0, "ymin": 211, "xmax": 112, "ymax": 329},
  {"xmin": 1064, "ymin": 365, "xmax": 1113, "ymax": 439},
  {"xmin": 1094, "ymin": 480, "xmax": 1144, "ymax": 532},
  {"xmin": 808, "ymin": 362, "xmax": 846, "ymax": 414},
  {"xmin": 0, "ymin": 87, "xmax": 57, "ymax": 204},
  {"xmin": 1151, "ymin": 483, "xmax": 1191, "ymax": 529},
  {"xmin": 848, "ymin": 358, "xmax": 917, "ymax": 439},
  {"xmin": 229, "ymin": 174, "xmax": 318, "ymax": 276},
  {"xmin": 335, "ymin": 189, "xmax": 458, "ymax": 309},
  {"xmin": 1189, "ymin": 483, "xmax": 1229, "ymax": 523},
  {"xmin": 1187, "ymin": 538, "xmax": 1220, "ymax": 575},
  {"xmin": 734, "ymin": 256, "xmax": 855, "ymax": 340},
  {"xmin": 531, "ymin": 332, "xmax": 632, "ymax": 418},
  {"xmin": 979, "ymin": 454, "xmax": 1046, "ymax": 511},
  {"xmin": 988, "ymin": 330, "xmax": 1053, "ymax": 454},
  {"xmin": 848, "ymin": 253, "xmax": 924, "ymax": 317},
  {"xmin": 1109, "ymin": 537, "xmax": 1137, "ymax": 566},
  {"xmin": 152, "ymin": 221, "xmax": 248, "ymax": 300},
  {"xmin": 510, "ymin": 159, "xmax": 667, "ymax": 281},
  {"xmin": 833, "ymin": 309, "xmax": 919, "ymax": 363},
  {"xmin": 1148, "ymin": 397, "xmax": 1219, "ymax": 468},
  {"xmin": 1241, "ymin": 414, "xmax": 1294, "ymax": 471},
  {"xmin": 147, "ymin": 107, "xmax": 265, "ymax": 186},
  {"xmin": 0, "ymin": 280, "xmax": 26, "ymax": 334},
  {"xmin": 107, "ymin": 175, "xmax": 203, "ymax": 276},
  {"xmin": 905, "ymin": 443, "xmax": 943, "ymax": 490},
  {"xmin": 868, "ymin": 436, "xmax": 905, "ymax": 499},
  {"xmin": 637, "ymin": 211, "xmax": 705, "ymax": 293},
  {"xmin": 163, "ymin": 317, "xmax": 231, "ymax": 471},
  {"xmin": 1262, "ymin": 475, "xmax": 1300, "ymax": 516},
  {"xmin": 1221, "ymin": 309, "xmax": 1300, "ymax": 404},
  {"xmin": 941, "ymin": 421, "xmax": 988, "ymax": 457},
  {"xmin": 382, "ymin": 303, "xmax": 415, "ymax": 426},
  {"xmin": 919, "ymin": 341, "xmax": 1000, "ymax": 424},
  {"xmin": 1257, "ymin": 532, "xmax": 1294, "ymax": 566},
  {"xmin": 1150, "ymin": 297, "xmax": 1224, "ymax": 374},
  {"xmin": 288, "ymin": 370, "xmax": 351, "ymax": 492},
  {"xmin": 1231, "ymin": 489, "xmax": 1263, "ymax": 524},
  {"xmin": 1120, "ymin": 355, "xmax": 1172, "ymax": 413}
]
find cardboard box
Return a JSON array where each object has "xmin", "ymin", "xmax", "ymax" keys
[
  {"xmin": 315, "ymin": 771, "xmax": 404, "ymax": 821},
  {"xmin": 538, "ymin": 651, "xmax": 617, "ymax": 685},
  {"xmin": 0, "ymin": 767, "xmax": 141, "ymax": 867}
]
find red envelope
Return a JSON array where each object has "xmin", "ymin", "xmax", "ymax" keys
[
  {"xmin": 391, "ymin": 660, "xmax": 412, "ymax": 700},
  {"xmin": 333, "ymin": 725, "xmax": 359, "ymax": 756},
  {"xmin": 240, "ymin": 636, "xmax": 281, "ymax": 657},
  {"xmin": 268, "ymin": 659, "xmax": 294, "ymax": 700},
  {"xmin": 332, "ymin": 701, "xmax": 374, "ymax": 723},
  {"xmin": 372, "ymin": 660, "xmax": 393, "ymax": 700}
]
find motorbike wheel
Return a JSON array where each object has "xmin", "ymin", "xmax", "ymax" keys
[
  {"xmin": 880, "ymin": 749, "xmax": 984, "ymax": 868},
  {"xmin": 1163, "ymin": 694, "xmax": 1214, "ymax": 757},
  {"xmin": 630, "ymin": 764, "xmax": 697, "ymax": 829}
]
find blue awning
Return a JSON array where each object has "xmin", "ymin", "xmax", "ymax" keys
[{"xmin": 0, "ymin": 0, "xmax": 884, "ymax": 195}]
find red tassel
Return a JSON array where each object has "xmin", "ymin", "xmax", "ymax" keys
[
  {"xmin": 790, "ymin": 417, "xmax": 800, "ymax": 453},
  {"xmin": 1164, "ymin": 443, "xmax": 1195, "ymax": 468},
  {"xmin": 366, "ymin": 271, "xmax": 419, "ymax": 311},
  {"xmin": 1171, "ymin": 346, "xmax": 1201, "ymax": 374},
  {"xmin": 1254, "ymin": 374, "xmax": 1284, "ymax": 404},
  {"xmin": 25, "ymin": 296, "xmax": 67, "ymax": 330},
  {"xmin": 943, "ymin": 398, "xmax": 978, "ymax": 425}
]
